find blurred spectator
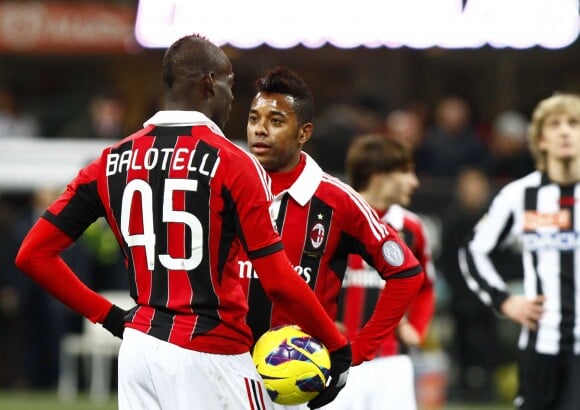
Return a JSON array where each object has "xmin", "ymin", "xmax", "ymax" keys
[
  {"xmin": 415, "ymin": 96, "xmax": 489, "ymax": 178},
  {"xmin": 59, "ymin": 91, "xmax": 127, "ymax": 140},
  {"xmin": 309, "ymin": 96, "xmax": 383, "ymax": 175},
  {"xmin": 437, "ymin": 168, "xmax": 502, "ymax": 403},
  {"xmin": 0, "ymin": 87, "xmax": 41, "ymax": 138},
  {"xmin": 0, "ymin": 189, "xmax": 122, "ymax": 388},
  {"xmin": 384, "ymin": 109, "xmax": 426, "ymax": 151},
  {"xmin": 486, "ymin": 110, "xmax": 534, "ymax": 183},
  {"xmin": 0, "ymin": 194, "xmax": 30, "ymax": 387}
]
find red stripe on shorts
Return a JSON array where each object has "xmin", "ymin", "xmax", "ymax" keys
[
  {"xmin": 244, "ymin": 378, "xmax": 256, "ymax": 410},
  {"xmin": 256, "ymin": 379, "xmax": 266, "ymax": 409}
]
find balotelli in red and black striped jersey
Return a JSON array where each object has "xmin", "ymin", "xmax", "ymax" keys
[{"xmin": 240, "ymin": 67, "xmax": 424, "ymax": 367}]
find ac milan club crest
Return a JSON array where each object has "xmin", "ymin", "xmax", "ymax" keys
[{"xmin": 310, "ymin": 222, "xmax": 325, "ymax": 249}]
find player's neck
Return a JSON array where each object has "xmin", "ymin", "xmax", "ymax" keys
[
  {"xmin": 268, "ymin": 154, "xmax": 306, "ymax": 195},
  {"xmin": 546, "ymin": 157, "xmax": 580, "ymax": 185},
  {"xmin": 359, "ymin": 190, "xmax": 390, "ymax": 215}
]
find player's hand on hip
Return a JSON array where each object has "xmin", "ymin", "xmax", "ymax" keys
[
  {"xmin": 501, "ymin": 294, "xmax": 545, "ymax": 330},
  {"xmin": 307, "ymin": 342, "xmax": 352, "ymax": 409},
  {"xmin": 397, "ymin": 321, "xmax": 421, "ymax": 347},
  {"xmin": 102, "ymin": 304, "xmax": 130, "ymax": 339},
  {"xmin": 348, "ymin": 340, "xmax": 365, "ymax": 366}
]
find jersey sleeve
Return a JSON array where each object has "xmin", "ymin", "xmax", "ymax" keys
[
  {"xmin": 335, "ymin": 185, "xmax": 423, "ymax": 363},
  {"xmin": 15, "ymin": 157, "xmax": 115, "ymax": 324},
  {"xmin": 339, "ymin": 186, "xmax": 422, "ymax": 279},
  {"xmin": 225, "ymin": 152, "xmax": 283, "ymax": 258},
  {"xmin": 252, "ymin": 250, "xmax": 348, "ymax": 352},
  {"xmin": 406, "ymin": 277, "xmax": 435, "ymax": 341},
  {"xmin": 460, "ymin": 186, "xmax": 516, "ymax": 311},
  {"xmin": 15, "ymin": 218, "xmax": 115, "ymax": 324},
  {"xmin": 350, "ymin": 273, "xmax": 423, "ymax": 364},
  {"xmin": 42, "ymin": 158, "xmax": 106, "ymax": 239}
]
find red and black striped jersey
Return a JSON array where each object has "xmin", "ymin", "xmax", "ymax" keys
[
  {"xmin": 43, "ymin": 111, "xmax": 282, "ymax": 354},
  {"xmin": 338, "ymin": 204, "xmax": 436, "ymax": 356},
  {"xmin": 237, "ymin": 154, "xmax": 423, "ymax": 341}
]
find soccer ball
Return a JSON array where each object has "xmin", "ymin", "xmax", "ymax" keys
[{"xmin": 252, "ymin": 325, "xmax": 331, "ymax": 405}]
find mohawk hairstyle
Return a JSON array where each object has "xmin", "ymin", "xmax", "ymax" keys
[{"xmin": 255, "ymin": 66, "xmax": 314, "ymax": 125}]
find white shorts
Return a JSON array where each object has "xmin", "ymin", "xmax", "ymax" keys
[
  {"xmin": 323, "ymin": 355, "xmax": 416, "ymax": 410},
  {"xmin": 118, "ymin": 328, "xmax": 273, "ymax": 410}
]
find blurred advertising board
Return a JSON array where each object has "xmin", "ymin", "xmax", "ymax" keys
[{"xmin": 0, "ymin": 2, "xmax": 137, "ymax": 54}]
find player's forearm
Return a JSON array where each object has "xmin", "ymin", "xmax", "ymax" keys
[
  {"xmin": 251, "ymin": 250, "xmax": 348, "ymax": 352},
  {"xmin": 461, "ymin": 246, "xmax": 510, "ymax": 312},
  {"xmin": 351, "ymin": 271, "xmax": 423, "ymax": 365},
  {"xmin": 407, "ymin": 284, "xmax": 435, "ymax": 340},
  {"xmin": 15, "ymin": 218, "xmax": 113, "ymax": 323}
]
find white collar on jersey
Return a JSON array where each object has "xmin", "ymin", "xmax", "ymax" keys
[
  {"xmin": 384, "ymin": 203, "xmax": 405, "ymax": 231},
  {"xmin": 143, "ymin": 111, "xmax": 226, "ymax": 138},
  {"xmin": 277, "ymin": 152, "xmax": 323, "ymax": 206}
]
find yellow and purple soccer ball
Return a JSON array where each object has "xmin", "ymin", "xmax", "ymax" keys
[{"xmin": 252, "ymin": 325, "xmax": 331, "ymax": 405}]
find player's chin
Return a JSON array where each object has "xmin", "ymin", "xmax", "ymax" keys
[
  {"xmin": 399, "ymin": 196, "xmax": 411, "ymax": 207},
  {"xmin": 251, "ymin": 152, "xmax": 274, "ymax": 169}
]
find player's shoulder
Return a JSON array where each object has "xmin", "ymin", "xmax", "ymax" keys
[
  {"xmin": 187, "ymin": 125, "xmax": 262, "ymax": 170},
  {"xmin": 319, "ymin": 172, "xmax": 358, "ymax": 199},
  {"xmin": 386, "ymin": 204, "xmax": 424, "ymax": 228},
  {"xmin": 222, "ymin": 139, "xmax": 266, "ymax": 171},
  {"xmin": 496, "ymin": 170, "xmax": 542, "ymax": 199},
  {"xmin": 318, "ymin": 172, "xmax": 385, "ymax": 229},
  {"xmin": 318, "ymin": 172, "xmax": 371, "ymax": 211},
  {"xmin": 104, "ymin": 125, "xmax": 152, "ymax": 152},
  {"xmin": 213, "ymin": 137, "xmax": 272, "ymax": 194}
]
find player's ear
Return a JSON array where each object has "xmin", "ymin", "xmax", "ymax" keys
[
  {"xmin": 298, "ymin": 123, "xmax": 313, "ymax": 145},
  {"xmin": 202, "ymin": 72, "xmax": 216, "ymax": 97}
]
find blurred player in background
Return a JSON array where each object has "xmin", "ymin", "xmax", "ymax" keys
[
  {"xmin": 461, "ymin": 93, "xmax": 580, "ymax": 410},
  {"xmin": 329, "ymin": 134, "xmax": 436, "ymax": 410},
  {"xmin": 15, "ymin": 35, "xmax": 351, "ymax": 410},
  {"xmin": 241, "ymin": 66, "xmax": 424, "ymax": 409}
]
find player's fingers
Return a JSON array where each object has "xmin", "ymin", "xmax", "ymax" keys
[
  {"xmin": 532, "ymin": 295, "xmax": 546, "ymax": 306},
  {"xmin": 307, "ymin": 380, "xmax": 342, "ymax": 409},
  {"xmin": 524, "ymin": 317, "xmax": 538, "ymax": 330},
  {"xmin": 530, "ymin": 305, "xmax": 544, "ymax": 316},
  {"xmin": 528, "ymin": 309, "xmax": 542, "ymax": 320}
]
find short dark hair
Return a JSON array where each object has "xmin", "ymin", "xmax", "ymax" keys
[
  {"xmin": 162, "ymin": 34, "xmax": 230, "ymax": 103},
  {"xmin": 255, "ymin": 66, "xmax": 314, "ymax": 125},
  {"xmin": 346, "ymin": 134, "xmax": 414, "ymax": 191}
]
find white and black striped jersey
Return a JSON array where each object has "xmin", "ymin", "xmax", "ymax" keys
[{"xmin": 460, "ymin": 170, "xmax": 580, "ymax": 355}]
